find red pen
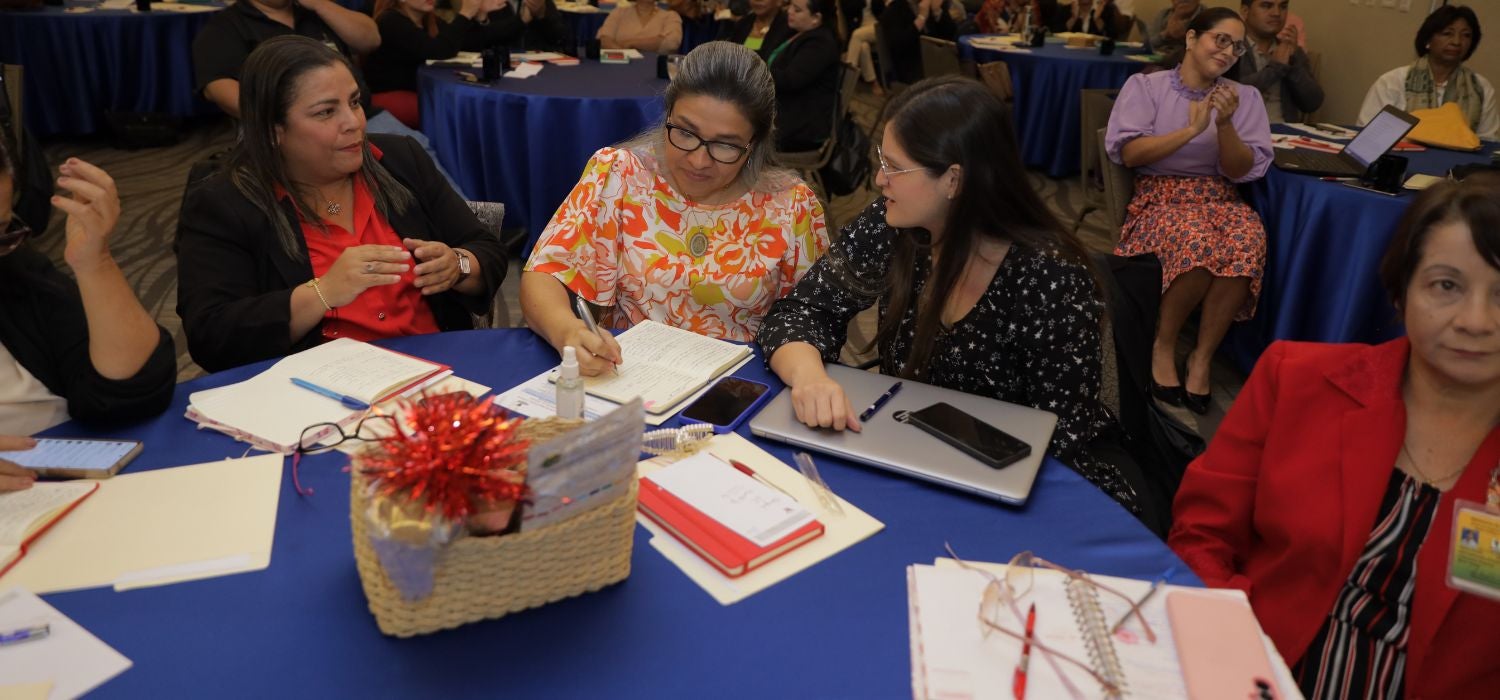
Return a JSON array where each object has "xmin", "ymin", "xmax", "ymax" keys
[
  {"xmin": 1013, "ymin": 603, "xmax": 1036, "ymax": 700},
  {"xmin": 727, "ymin": 458, "xmax": 797, "ymax": 499}
]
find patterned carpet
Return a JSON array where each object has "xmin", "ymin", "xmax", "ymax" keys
[{"xmin": 30, "ymin": 83, "xmax": 1241, "ymax": 434}]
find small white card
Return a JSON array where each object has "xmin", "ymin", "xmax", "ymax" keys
[
  {"xmin": 648, "ymin": 453, "xmax": 813, "ymax": 548},
  {"xmin": 0, "ymin": 588, "xmax": 132, "ymax": 699}
]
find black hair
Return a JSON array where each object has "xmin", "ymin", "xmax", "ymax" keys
[
  {"xmin": 1415, "ymin": 5, "xmax": 1481, "ymax": 62},
  {"xmin": 1186, "ymin": 6, "xmax": 1244, "ymax": 37},
  {"xmin": 874, "ymin": 75, "xmax": 1100, "ymax": 378},
  {"xmin": 1380, "ymin": 173, "xmax": 1500, "ymax": 309},
  {"xmin": 227, "ymin": 35, "xmax": 413, "ymax": 262}
]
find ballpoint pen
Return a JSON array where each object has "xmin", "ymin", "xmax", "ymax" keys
[
  {"xmin": 289, "ymin": 377, "xmax": 370, "ymax": 410},
  {"xmin": 1012, "ymin": 604, "xmax": 1035, "ymax": 700},
  {"xmin": 1109, "ymin": 564, "xmax": 1178, "ymax": 636},
  {"xmin": 572, "ymin": 294, "xmax": 618, "ymax": 371},
  {"xmin": 0, "ymin": 624, "xmax": 50, "ymax": 647},
  {"xmin": 726, "ymin": 459, "xmax": 798, "ymax": 500},
  {"xmin": 858, "ymin": 381, "xmax": 903, "ymax": 422}
]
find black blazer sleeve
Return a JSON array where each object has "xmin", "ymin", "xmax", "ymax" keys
[
  {"xmin": 371, "ymin": 133, "xmax": 507, "ymax": 320},
  {"xmin": 522, "ymin": 0, "xmax": 571, "ymax": 52},
  {"xmin": 770, "ymin": 29, "xmax": 840, "ymax": 92},
  {"xmin": 0, "ymin": 250, "xmax": 175, "ymax": 424},
  {"xmin": 366, "ymin": 12, "xmax": 471, "ymax": 91},
  {"xmin": 177, "ymin": 137, "xmax": 507, "ymax": 372},
  {"xmin": 175, "ymin": 175, "xmax": 308, "ymax": 373}
]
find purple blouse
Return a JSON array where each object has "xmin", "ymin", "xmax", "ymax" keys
[{"xmin": 1105, "ymin": 68, "xmax": 1273, "ymax": 183}]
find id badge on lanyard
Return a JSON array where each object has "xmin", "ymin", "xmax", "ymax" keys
[{"xmin": 1447, "ymin": 464, "xmax": 1500, "ymax": 601}]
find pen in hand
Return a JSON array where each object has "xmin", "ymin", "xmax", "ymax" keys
[{"xmin": 571, "ymin": 294, "xmax": 620, "ymax": 372}]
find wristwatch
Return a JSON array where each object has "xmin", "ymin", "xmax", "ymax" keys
[{"xmin": 454, "ymin": 248, "xmax": 472, "ymax": 283}]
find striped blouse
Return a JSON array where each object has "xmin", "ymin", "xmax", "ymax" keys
[{"xmin": 1293, "ymin": 470, "xmax": 1441, "ymax": 700}]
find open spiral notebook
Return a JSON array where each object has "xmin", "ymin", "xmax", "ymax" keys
[{"xmin": 906, "ymin": 560, "xmax": 1302, "ymax": 700}]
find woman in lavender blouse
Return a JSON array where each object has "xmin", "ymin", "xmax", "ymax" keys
[{"xmin": 1105, "ymin": 6, "xmax": 1272, "ymax": 415}]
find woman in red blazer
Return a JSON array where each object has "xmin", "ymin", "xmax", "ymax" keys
[{"xmin": 1169, "ymin": 175, "xmax": 1500, "ymax": 699}]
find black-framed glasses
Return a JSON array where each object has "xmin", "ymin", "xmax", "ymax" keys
[
  {"xmin": 1200, "ymin": 30, "xmax": 1250, "ymax": 57},
  {"xmin": 291, "ymin": 414, "xmax": 401, "ymax": 495},
  {"xmin": 0, "ymin": 213, "xmax": 32, "ymax": 256},
  {"xmin": 665, "ymin": 122, "xmax": 751, "ymax": 164}
]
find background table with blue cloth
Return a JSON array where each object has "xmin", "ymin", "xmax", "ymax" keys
[
  {"xmin": 958, "ymin": 35, "xmax": 1145, "ymax": 178},
  {"xmin": 560, "ymin": 2, "xmax": 610, "ymax": 50},
  {"xmin": 419, "ymin": 61, "xmax": 665, "ymax": 253},
  {"xmin": 0, "ymin": 6, "xmax": 221, "ymax": 138},
  {"xmin": 40, "ymin": 328, "xmax": 1197, "ymax": 698},
  {"xmin": 1225, "ymin": 131, "xmax": 1499, "ymax": 373},
  {"xmin": 561, "ymin": 3, "xmax": 726, "ymax": 54}
]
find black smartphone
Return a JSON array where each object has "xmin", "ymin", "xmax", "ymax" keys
[
  {"xmin": 679, "ymin": 377, "xmax": 772, "ymax": 433},
  {"xmin": 896, "ymin": 402, "xmax": 1031, "ymax": 470}
]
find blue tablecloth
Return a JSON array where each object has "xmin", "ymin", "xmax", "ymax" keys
[
  {"xmin": 419, "ymin": 61, "xmax": 665, "ymax": 251},
  {"xmin": 0, "ymin": 6, "xmax": 221, "ymax": 137},
  {"xmin": 39, "ymin": 328, "xmax": 1195, "ymax": 698},
  {"xmin": 1226, "ymin": 132, "xmax": 1498, "ymax": 373},
  {"xmin": 959, "ymin": 35, "xmax": 1145, "ymax": 178},
  {"xmin": 561, "ymin": 4, "xmax": 609, "ymax": 50}
]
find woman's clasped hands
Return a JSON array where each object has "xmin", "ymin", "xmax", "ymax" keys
[{"xmin": 316, "ymin": 238, "xmax": 462, "ymax": 308}]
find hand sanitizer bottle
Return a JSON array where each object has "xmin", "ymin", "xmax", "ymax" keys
[{"xmin": 556, "ymin": 346, "xmax": 585, "ymax": 420}]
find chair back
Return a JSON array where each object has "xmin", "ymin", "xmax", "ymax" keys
[
  {"xmin": 918, "ymin": 36, "xmax": 961, "ymax": 79},
  {"xmin": 1078, "ymin": 89, "xmax": 1119, "ymax": 212},
  {"xmin": 465, "ymin": 200, "xmax": 510, "ymax": 328},
  {"xmin": 1302, "ymin": 49, "xmax": 1323, "ymax": 123},
  {"xmin": 1097, "ymin": 128, "xmax": 1134, "ymax": 239},
  {"xmin": 975, "ymin": 60, "xmax": 1013, "ymax": 106},
  {"xmin": 874, "ymin": 21, "xmax": 904, "ymax": 92}
]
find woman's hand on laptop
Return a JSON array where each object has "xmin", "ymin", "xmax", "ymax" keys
[{"xmin": 791, "ymin": 372, "xmax": 862, "ymax": 433}]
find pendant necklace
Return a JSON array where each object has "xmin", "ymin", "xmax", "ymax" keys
[{"xmin": 683, "ymin": 206, "xmax": 716, "ymax": 258}]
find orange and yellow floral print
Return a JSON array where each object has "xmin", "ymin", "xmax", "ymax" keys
[{"xmin": 525, "ymin": 147, "xmax": 830, "ymax": 342}]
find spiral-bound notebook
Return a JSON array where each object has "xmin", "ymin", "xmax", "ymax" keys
[{"xmin": 906, "ymin": 561, "xmax": 1299, "ymax": 700}]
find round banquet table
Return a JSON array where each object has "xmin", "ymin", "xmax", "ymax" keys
[
  {"xmin": 419, "ymin": 60, "xmax": 666, "ymax": 253},
  {"xmin": 958, "ymin": 35, "xmax": 1146, "ymax": 178},
  {"xmin": 0, "ymin": 5, "xmax": 222, "ymax": 138},
  {"xmin": 1225, "ymin": 131, "xmax": 1499, "ymax": 373},
  {"xmin": 37, "ymin": 328, "xmax": 1198, "ymax": 698}
]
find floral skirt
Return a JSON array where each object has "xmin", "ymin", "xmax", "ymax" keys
[{"xmin": 1114, "ymin": 175, "xmax": 1266, "ymax": 321}]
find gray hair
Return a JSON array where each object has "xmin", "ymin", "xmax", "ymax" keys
[{"xmin": 618, "ymin": 41, "xmax": 798, "ymax": 193}]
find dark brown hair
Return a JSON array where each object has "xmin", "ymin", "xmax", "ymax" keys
[
  {"xmin": 1380, "ymin": 173, "xmax": 1500, "ymax": 309},
  {"xmin": 874, "ymin": 75, "xmax": 1099, "ymax": 379},
  {"xmin": 373, "ymin": 0, "xmax": 440, "ymax": 38},
  {"xmin": 228, "ymin": 35, "xmax": 413, "ymax": 262}
]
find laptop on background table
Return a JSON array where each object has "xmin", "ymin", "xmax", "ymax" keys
[
  {"xmin": 1273, "ymin": 105, "xmax": 1420, "ymax": 177},
  {"xmin": 748, "ymin": 364, "xmax": 1058, "ymax": 505}
]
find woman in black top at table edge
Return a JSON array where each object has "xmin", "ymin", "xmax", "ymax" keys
[
  {"xmin": 758, "ymin": 75, "xmax": 1169, "ymax": 534},
  {"xmin": 719, "ymin": 0, "xmax": 793, "ymax": 62},
  {"xmin": 769, "ymin": 0, "xmax": 841, "ymax": 152},
  {"xmin": 364, "ymin": 0, "xmax": 516, "ymax": 94}
]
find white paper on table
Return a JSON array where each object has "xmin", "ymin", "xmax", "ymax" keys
[
  {"xmin": 1, "ymin": 454, "xmax": 283, "ymax": 594},
  {"xmin": 557, "ymin": 2, "xmax": 601, "ymax": 12},
  {"xmin": 496, "ymin": 355, "xmax": 751, "ymax": 426},
  {"xmin": 331, "ymin": 375, "xmax": 492, "ymax": 453},
  {"xmin": 1283, "ymin": 122, "xmax": 1352, "ymax": 141},
  {"xmin": 620, "ymin": 49, "xmax": 644, "ymax": 59},
  {"xmin": 97, "ymin": 0, "xmax": 131, "ymax": 8},
  {"xmin": 428, "ymin": 51, "xmax": 483, "ymax": 67},
  {"xmin": 505, "ymin": 62, "xmax": 545, "ymax": 79},
  {"xmin": 647, "ymin": 453, "xmax": 814, "ymax": 548},
  {"xmin": 0, "ymin": 588, "xmax": 132, "ymax": 699},
  {"xmin": 513, "ymin": 51, "xmax": 565, "ymax": 62},
  {"xmin": 915, "ymin": 559, "xmax": 1303, "ymax": 700},
  {"xmin": 635, "ymin": 433, "xmax": 883, "ymax": 605},
  {"xmin": 151, "ymin": 2, "xmax": 221, "ymax": 11},
  {"xmin": 0, "ymin": 682, "xmax": 51, "ymax": 700}
]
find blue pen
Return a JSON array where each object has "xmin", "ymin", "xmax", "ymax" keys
[
  {"xmin": 1110, "ymin": 564, "xmax": 1179, "ymax": 634},
  {"xmin": 290, "ymin": 378, "xmax": 370, "ymax": 410},
  {"xmin": 0, "ymin": 624, "xmax": 49, "ymax": 647},
  {"xmin": 859, "ymin": 381, "xmax": 903, "ymax": 422}
]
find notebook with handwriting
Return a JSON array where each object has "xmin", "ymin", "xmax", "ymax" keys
[
  {"xmin": 573, "ymin": 321, "xmax": 750, "ymax": 414},
  {"xmin": 907, "ymin": 562, "xmax": 1299, "ymax": 700},
  {"xmin": 186, "ymin": 338, "xmax": 451, "ymax": 453},
  {"xmin": 638, "ymin": 452, "xmax": 823, "ymax": 578},
  {"xmin": 0, "ymin": 482, "xmax": 99, "ymax": 580}
]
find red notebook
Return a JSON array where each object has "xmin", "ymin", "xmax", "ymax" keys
[
  {"xmin": 0, "ymin": 481, "xmax": 100, "ymax": 580},
  {"xmin": 639, "ymin": 472, "xmax": 824, "ymax": 579}
]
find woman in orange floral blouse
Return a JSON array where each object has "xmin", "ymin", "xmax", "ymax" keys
[{"xmin": 521, "ymin": 42, "xmax": 830, "ymax": 376}]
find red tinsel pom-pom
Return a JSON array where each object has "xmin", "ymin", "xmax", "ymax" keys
[{"xmin": 360, "ymin": 393, "xmax": 530, "ymax": 522}]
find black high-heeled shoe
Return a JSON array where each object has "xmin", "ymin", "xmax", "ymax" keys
[
  {"xmin": 1184, "ymin": 389, "xmax": 1212, "ymax": 415},
  {"xmin": 1150, "ymin": 379, "xmax": 1184, "ymax": 407}
]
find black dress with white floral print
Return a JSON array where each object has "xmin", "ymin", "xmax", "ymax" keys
[{"xmin": 758, "ymin": 199, "xmax": 1141, "ymax": 513}]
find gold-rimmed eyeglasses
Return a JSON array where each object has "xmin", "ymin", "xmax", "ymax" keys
[{"xmin": 876, "ymin": 146, "xmax": 925, "ymax": 179}]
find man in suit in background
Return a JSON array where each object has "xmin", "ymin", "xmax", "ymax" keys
[{"xmin": 1235, "ymin": 0, "xmax": 1323, "ymax": 123}]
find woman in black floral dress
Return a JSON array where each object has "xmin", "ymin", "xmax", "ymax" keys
[{"xmin": 758, "ymin": 75, "xmax": 1167, "ymax": 532}]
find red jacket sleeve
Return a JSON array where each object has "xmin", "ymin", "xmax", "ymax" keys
[{"xmin": 1167, "ymin": 341, "xmax": 1290, "ymax": 594}]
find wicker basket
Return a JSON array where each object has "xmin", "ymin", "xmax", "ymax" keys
[{"xmin": 350, "ymin": 419, "xmax": 638, "ymax": 637}]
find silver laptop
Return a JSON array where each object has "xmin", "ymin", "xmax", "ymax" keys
[{"xmin": 749, "ymin": 364, "xmax": 1058, "ymax": 505}]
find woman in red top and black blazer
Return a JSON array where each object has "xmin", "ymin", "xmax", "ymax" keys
[
  {"xmin": 1169, "ymin": 175, "xmax": 1500, "ymax": 699},
  {"xmin": 176, "ymin": 37, "xmax": 505, "ymax": 372}
]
